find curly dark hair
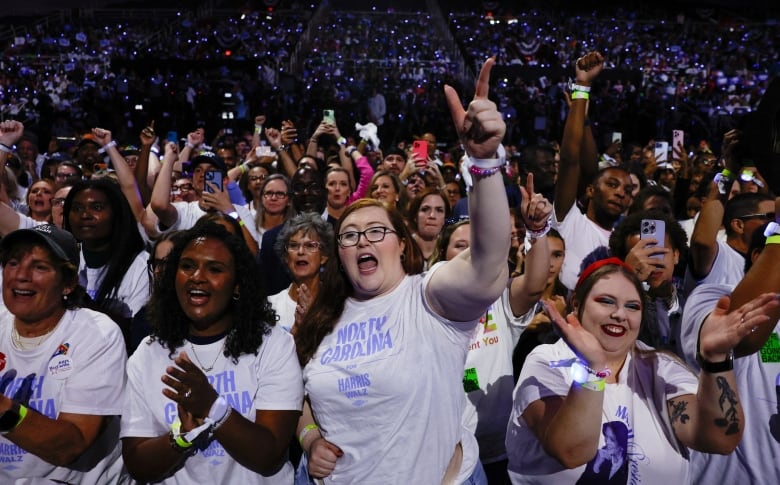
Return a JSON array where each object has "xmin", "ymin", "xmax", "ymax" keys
[
  {"xmin": 609, "ymin": 210, "xmax": 688, "ymax": 262},
  {"xmin": 147, "ymin": 223, "xmax": 276, "ymax": 362}
]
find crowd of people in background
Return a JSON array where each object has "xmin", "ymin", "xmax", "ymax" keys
[{"xmin": 0, "ymin": 0, "xmax": 779, "ymax": 483}]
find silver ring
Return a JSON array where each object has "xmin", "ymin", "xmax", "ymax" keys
[{"xmin": 184, "ymin": 389, "xmax": 192, "ymax": 398}]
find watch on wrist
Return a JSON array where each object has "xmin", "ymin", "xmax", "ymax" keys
[
  {"xmin": 696, "ymin": 349, "xmax": 734, "ymax": 373},
  {"xmin": 0, "ymin": 403, "xmax": 23, "ymax": 433}
]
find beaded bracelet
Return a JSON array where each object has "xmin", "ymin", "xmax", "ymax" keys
[
  {"xmin": 526, "ymin": 216, "xmax": 553, "ymax": 239},
  {"xmin": 468, "ymin": 165, "xmax": 501, "ymax": 178},
  {"xmin": 571, "ymin": 360, "xmax": 611, "ymax": 392}
]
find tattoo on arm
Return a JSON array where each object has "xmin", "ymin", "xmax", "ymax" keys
[
  {"xmin": 670, "ymin": 399, "xmax": 690, "ymax": 425},
  {"xmin": 713, "ymin": 376, "xmax": 740, "ymax": 435}
]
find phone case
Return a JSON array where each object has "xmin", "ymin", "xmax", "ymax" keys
[
  {"xmin": 205, "ymin": 171, "xmax": 223, "ymax": 193},
  {"xmin": 412, "ymin": 141, "xmax": 428, "ymax": 165},
  {"xmin": 640, "ymin": 219, "xmax": 666, "ymax": 259}
]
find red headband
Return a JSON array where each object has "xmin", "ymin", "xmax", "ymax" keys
[{"xmin": 575, "ymin": 257, "xmax": 635, "ymax": 290}]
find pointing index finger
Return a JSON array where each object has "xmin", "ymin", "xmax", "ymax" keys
[{"xmin": 474, "ymin": 57, "xmax": 496, "ymax": 100}]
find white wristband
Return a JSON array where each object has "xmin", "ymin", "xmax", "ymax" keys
[
  {"xmin": 459, "ymin": 144, "xmax": 506, "ymax": 190},
  {"xmin": 98, "ymin": 140, "xmax": 116, "ymax": 154},
  {"xmin": 0, "ymin": 143, "xmax": 13, "ymax": 154},
  {"xmin": 207, "ymin": 395, "xmax": 230, "ymax": 424}
]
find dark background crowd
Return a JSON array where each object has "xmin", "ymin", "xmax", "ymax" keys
[{"xmin": 1, "ymin": 0, "xmax": 778, "ymax": 159}]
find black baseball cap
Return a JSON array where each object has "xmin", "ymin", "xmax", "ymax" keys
[{"xmin": 1, "ymin": 224, "xmax": 80, "ymax": 267}]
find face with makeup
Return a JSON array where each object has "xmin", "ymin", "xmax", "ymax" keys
[{"xmin": 574, "ymin": 272, "xmax": 643, "ymax": 364}]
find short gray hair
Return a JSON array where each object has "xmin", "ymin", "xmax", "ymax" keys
[{"xmin": 274, "ymin": 212, "xmax": 335, "ymax": 261}]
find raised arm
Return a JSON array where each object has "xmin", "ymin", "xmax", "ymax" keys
[
  {"xmin": 689, "ymin": 180, "xmax": 727, "ymax": 280},
  {"xmin": 426, "ymin": 57, "xmax": 510, "ymax": 321},
  {"xmin": 509, "ymin": 173, "xmax": 553, "ymax": 316},
  {"xmin": 0, "ymin": 120, "xmax": 24, "ymax": 234},
  {"xmin": 555, "ymin": 52, "xmax": 603, "ymax": 221},
  {"xmin": 670, "ymin": 293, "xmax": 778, "ymax": 453},
  {"xmin": 727, "ymin": 196, "xmax": 780, "ymax": 356},
  {"xmin": 149, "ymin": 141, "xmax": 182, "ymax": 230}
]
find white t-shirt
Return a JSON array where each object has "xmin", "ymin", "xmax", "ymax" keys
[
  {"xmin": 79, "ymin": 249, "xmax": 150, "ymax": 319},
  {"xmin": 681, "ymin": 284, "xmax": 780, "ymax": 483},
  {"xmin": 159, "ymin": 201, "xmax": 207, "ymax": 232},
  {"xmin": 683, "ymin": 240, "xmax": 744, "ymax": 296},
  {"xmin": 0, "ymin": 308, "xmax": 129, "ymax": 483},
  {"xmin": 121, "ymin": 325, "xmax": 303, "ymax": 484},
  {"xmin": 303, "ymin": 265, "xmax": 480, "ymax": 484},
  {"xmin": 553, "ymin": 203, "xmax": 612, "ymax": 291},
  {"xmin": 462, "ymin": 285, "xmax": 534, "ymax": 463},
  {"xmin": 268, "ymin": 286, "xmax": 296, "ymax": 333},
  {"xmin": 506, "ymin": 339, "xmax": 698, "ymax": 485}
]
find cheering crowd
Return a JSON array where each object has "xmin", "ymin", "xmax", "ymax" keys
[{"xmin": 0, "ymin": 1, "xmax": 779, "ymax": 483}]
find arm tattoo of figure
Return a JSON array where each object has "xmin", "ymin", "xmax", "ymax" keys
[
  {"xmin": 713, "ymin": 376, "xmax": 740, "ymax": 435},
  {"xmin": 670, "ymin": 399, "xmax": 690, "ymax": 425}
]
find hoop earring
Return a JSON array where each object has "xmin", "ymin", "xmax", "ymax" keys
[{"xmin": 232, "ymin": 292, "xmax": 240, "ymax": 301}]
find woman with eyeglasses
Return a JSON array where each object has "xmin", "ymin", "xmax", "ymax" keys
[
  {"xmin": 294, "ymin": 59, "xmax": 511, "ymax": 484},
  {"xmin": 250, "ymin": 174, "xmax": 295, "ymax": 241},
  {"xmin": 237, "ymin": 164, "xmax": 271, "ymax": 216},
  {"xmin": 269, "ymin": 213, "xmax": 335, "ymax": 333}
]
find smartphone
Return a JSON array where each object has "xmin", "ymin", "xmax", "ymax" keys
[
  {"xmin": 654, "ymin": 141, "xmax": 669, "ymax": 163},
  {"xmin": 323, "ymin": 109, "xmax": 335, "ymax": 125},
  {"xmin": 612, "ymin": 132, "xmax": 622, "ymax": 144},
  {"xmin": 204, "ymin": 170, "xmax": 223, "ymax": 193},
  {"xmin": 672, "ymin": 130, "xmax": 684, "ymax": 150},
  {"xmin": 256, "ymin": 145, "xmax": 273, "ymax": 157},
  {"xmin": 166, "ymin": 131, "xmax": 178, "ymax": 144},
  {"xmin": 412, "ymin": 140, "xmax": 428, "ymax": 167},
  {"xmin": 640, "ymin": 219, "xmax": 666, "ymax": 259}
]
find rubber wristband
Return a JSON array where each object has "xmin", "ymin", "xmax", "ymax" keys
[
  {"xmin": 298, "ymin": 423, "xmax": 319, "ymax": 446},
  {"xmin": 766, "ymin": 235, "xmax": 780, "ymax": 245},
  {"xmin": 571, "ymin": 91, "xmax": 590, "ymax": 100},
  {"xmin": 571, "ymin": 83, "xmax": 591, "ymax": 92},
  {"xmin": 14, "ymin": 405, "xmax": 27, "ymax": 430},
  {"xmin": 579, "ymin": 379, "xmax": 606, "ymax": 392}
]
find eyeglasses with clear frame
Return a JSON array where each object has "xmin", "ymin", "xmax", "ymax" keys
[
  {"xmin": 285, "ymin": 241, "xmax": 323, "ymax": 253},
  {"xmin": 337, "ymin": 227, "xmax": 397, "ymax": 247}
]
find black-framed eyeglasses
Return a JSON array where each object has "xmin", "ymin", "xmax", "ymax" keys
[
  {"xmin": 263, "ymin": 191, "xmax": 289, "ymax": 199},
  {"xmin": 249, "ymin": 175, "xmax": 266, "ymax": 182},
  {"xmin": 337, "ymin": 227, "xmax": 396, "ymax": 247},
  {"xmin": 292, "ymin": 182, "xmax": 323, "ymax": 194},
  {"xmin": 285, "ymin": 241, "xmax": 322, "ymax": 253},
  {"xmin": 738, "ymin": 212, "xmax": 775, "ymax": 221},
  {"xmin": 171, "ymin": 183, "xmax": 193, "ymax": 193}
]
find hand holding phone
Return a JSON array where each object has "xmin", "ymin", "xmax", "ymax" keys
[
  {"xmin": 204, "ymin": 170, "xmax": 224, "ymax": 193},
  {"xmin": 640, "ymin": 219, "xmax": 666, "ymax": 259},
  {"xmin": 672, "ymin": 130, "xmax": 684, "ymax": 150},
  {"xmin": 323, "ymin": 109, "xmax": 335, "ymax": 125},
  {"xmin": 654, "ymin": 142, "xmax": 669, "ymax": 163},
  {"xmin": 412, "ymin": 140, "xmax": 428, "ymax": 168}
]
